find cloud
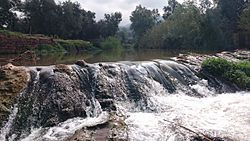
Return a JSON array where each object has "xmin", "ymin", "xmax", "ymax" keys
[{"xmin": 56, "ymin": 0, "xmax": 177, "ymax": 26}]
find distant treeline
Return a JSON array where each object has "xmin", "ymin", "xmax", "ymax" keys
[
  {"xmin": 1, "ymin": 0, "xmax": 250, "ymax": 50},
  {"xmin": 130, "ymin": 0, "xmax": 250, "ymax": 50},
  {"xmin": 0, "ymin": 0, "xmax": 122, "ymax": 40}
]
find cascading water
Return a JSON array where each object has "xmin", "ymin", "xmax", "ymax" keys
[{"xmin": 0, "ymin": 59, "xmax": 249, "ymax": 141}]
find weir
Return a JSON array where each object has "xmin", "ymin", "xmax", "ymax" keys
[{"xmin": 0, "ymin": 57, "xmax": 249, "ymax": 141}]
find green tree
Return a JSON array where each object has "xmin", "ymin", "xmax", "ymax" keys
[
  {"xmin": 140, "ymin": 3, "xmax": 203, "ymax": 49},
  {"xmin": 163, "ymin": 0, "xmax": 179, "ymax": 20},
  {"xmin": 217, "ymin": 0, "xmax": 248, "ymax": 32},
  {"xmin": 199, "ymin": 0, "xmax": 212, "ymax": 13},
  {"xmin": 97, "ymin": 12, "xmax": 122, "ymax": 38},
  {"xmin": 130, "ymin": 5, "xmax": 160, "ymax": 39},
  {"xmin": 24, "ymin": 0, "xmax": 59, "ymax": 35},
  {"xmin": 239, "ymin": 3, "xmax": 250, "ymax": 32},
  {"xmin": 57, "ymin": 1, "xmax": 83, "ymax": 39},
  {"xmin": 0, "ymin": 0, "xmax": 20, "ymax": 29},
  {"xmin": 79, "ymin": 10, "xmax": 97, "ymax": 40}
]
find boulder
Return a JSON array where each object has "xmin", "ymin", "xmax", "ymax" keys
[{"xmin": 0, "ymin": 64, "xmax": 29, "ymax": 126}]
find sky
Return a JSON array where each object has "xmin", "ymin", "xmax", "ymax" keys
[{"xmin": 56, "ymin": 0, "xmax": 184, "ymax": 26}]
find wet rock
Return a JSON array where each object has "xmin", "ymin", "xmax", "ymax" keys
[
  {"xmin": 75, "ymin": 60, "xmax": 88, "ymax": 67},
  {"xmin": 9, "ymin": 66, "xmax": 99, "ymax": 139},
  {"xmin": 0, "ymin": 64, "xmax": 28, "ymax": 126},
  {"xmin": 54, "ymin": 64, "xmax": 72, "ymax": 75},
  {"xmin": 67, "ymin": 113, "xmax": 127, "ymax": 141}
]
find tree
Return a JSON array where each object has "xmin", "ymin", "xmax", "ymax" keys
[
  {"xmin": 139, "ymin": 3, "xmax": 204, "ymax": 49},
  {"xmin": 24, "ymin": 0, "xmax": 59, "ymax": 35},
  {"xmin": 97, "ymin": 12, "xmax": 122, "ymax": 38},
  {"xmin": 57, "ymin": 1, "xmax": 83, "ymax": 39},
  {"xmin": 0, "ymin": 0, "xmax": 20, "ymax": 29},
  {"xmin": 216, "ymin": 0, "xmax": 248, "ymax": 32},
  {"xmin": 163, "ymin": 0, "xmax": 179, "ymax": 20},
  {"xmin": 199, "ymin": 0, "xmax": 212, "ymax": 13},
  {"xmin": 79, "ymin": 10, "xmax": 97, "ymax": 40},
  {"xmin": 130, "ymin": 5, "xmax": 160, "ymax": 39},
  {"xmin": 239, "ymin": 3, "xmax": 250, "ymax": 32}
]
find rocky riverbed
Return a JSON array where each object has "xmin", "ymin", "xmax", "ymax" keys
[{"xmin": 0, "ymin": 50, "xmax": 249, "ymax": 141}]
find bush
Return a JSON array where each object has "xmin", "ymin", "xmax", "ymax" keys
[
  {"xmin": 35, "ymin": 43, "xmax": 65, "ymax": 55},
  {"xmin": 57, "ymin": 40, "xmax": 94, "ymax": 52},
  {"xmin": 202, "ymin": 58, "xmax": 250, "ymax": 89},
  {"xmin": 100, "ymin": 36, "xmax": 123, "ymax": 50}
]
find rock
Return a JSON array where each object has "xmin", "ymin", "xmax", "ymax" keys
[
  {"xmin": 54, "ymin": 64, "xmax": 72, "ymax": 75},
  {"xmin": 9, "ymin": 66, "xmax": 99, "ymax": 138},
  {"xmin": 75, "ymin": 60, "xmax": 88, "ymax": 67},
  {"xmin": 0, "ymin": 64, "xmax": 29, "ymax": 126}
]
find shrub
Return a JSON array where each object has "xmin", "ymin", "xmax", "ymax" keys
[
  {"xmin": 202, "ymin": 58, "xmax": 250, "ymax": 89},
  {"xmin": 57, "ymin": 40, "xmax": 94, "ymax": 52},
  {"xmin": 35, "ymin": 43, "xmax": 65, "ymax": 55},
  {"xmin": 100, "ymin": 36, "xmax": 123, "ymax": 50}
]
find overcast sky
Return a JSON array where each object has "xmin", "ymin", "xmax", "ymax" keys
[{"xmin": 56, "ymin": 0, "xmax": 184, "ymax": 26}]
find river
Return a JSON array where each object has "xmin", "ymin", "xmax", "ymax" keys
[
  {"xmin": 0, "ymin": 49, "xmax": 220, "ymax": 66},
  {"xmin": 0, "ymin": 50, "xmax": 249, "ymax": 141}
]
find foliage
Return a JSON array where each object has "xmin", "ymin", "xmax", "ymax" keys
[
  {"xmin": 163, "ymin": 0, "xmax": 179, "ymax": 20},
  {"xmin": 35, "ymin": 43, "xmax": 65, "ymax": 55},
  {"xmin": 0, "ymin": 0, "xmax": 20, "ymax": 30},
  {"xmin": 100, "ymin": 36, "xmax": 123, "ymax": 50},
  {"xmin": 137, "ymin": 0, "xmax": 246, "ymax": 50},
  {"xmin": 139, "ymin": 3, "xmax": 204, "ymax": 49},
  {"xmin": 97, "ymin": 12, "xmax": 122, "ymax": 38},
  {"xmin": 202, "ymin": 58, "xmax": 250, "ymax": 89},
  {"xmin": 57, "ymin": 39, "xmax": 94, "ymax": 52},
  {"xmin": 239, "ymin": 3, "xmax": 250, "ymax": 32},
  {"xmin": 116, "ymin": 27, "xmax": 134, "ymax": 48},
  {"xmin": 0, "ymin": 0, "xmax": 122, "ymax": 41},
  {"xmin": 23, "ymin": 0, "xmax": 59, "ymax": 35},
  {"xmin": 130, "ymin": 5, "xmax": 160, "ymax": 39},
  {"xmin": 0, "ymin": 29, "xmax": 26, "ymax": 37}
]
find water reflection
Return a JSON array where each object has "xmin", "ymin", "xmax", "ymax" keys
[{"xmin": 0, "ymin": 49, "xmax": 218, "ymax": 66}]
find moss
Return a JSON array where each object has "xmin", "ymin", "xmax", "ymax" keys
[{"xmin": 202, "ymin": 58, "xmax": 250, "ymax": 89}]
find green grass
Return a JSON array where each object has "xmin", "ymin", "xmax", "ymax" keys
[
  {"xmin": 35, "ymin": 44, "xmax": 66, "ymax": 55},
  {"xmin": 0, "ymin": 30, "xmax": 27, "ymax": 38},
  {"xmin": 57, "ymin": 39, "xmax": 95, "ymax": 52},
  {"xmin": 202, "ymin": 58, "xmax": 250, "ymax": 89},
  {"xmin": 0, "ymin": 29, "xmax": 97, "ymax": 54}
]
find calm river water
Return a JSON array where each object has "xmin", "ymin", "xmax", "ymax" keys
[{"xmin": 0, "ymin": 49, "xmax": 219, "ymax": 66}]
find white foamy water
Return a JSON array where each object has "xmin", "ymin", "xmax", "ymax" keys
[
  {"xmin": 124, "ymin": 91, "xmax": 250, "ymax": 141},
  {"xmin": 20, "ymin": 112, "xmax": 109, "ymax": 141},
  {"xmin": 0, "ymin": 105, "xmax": 18, "ymax": 141}
]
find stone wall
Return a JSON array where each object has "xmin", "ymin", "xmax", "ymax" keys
[{"xmin": 0, "ymin": 34, "xmax": 55, "ymax": 54}]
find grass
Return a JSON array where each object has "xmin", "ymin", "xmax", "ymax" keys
[
  {"xmin": 57, "ymin": 39, "xmax": 95, "ymax": 52},
  {"xmin": 202, "ymin": 58, "xmax": 250, "ymax": 89},
  {"xmin": 35, "ymin": 44, "xmax": 66, "ymax": 55},
  {"xmin": 0, "ymin": 30, "xmax": 27, "ymax": 38},
  {"xmin": 0, "ymin": 29, "xmax": 97, "ymax": 54}
]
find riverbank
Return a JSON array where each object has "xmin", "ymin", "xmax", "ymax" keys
[{"xmin": 0, "ymin": 30, "xmax": 96, "ymax": 54}]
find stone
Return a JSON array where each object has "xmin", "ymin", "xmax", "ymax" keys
[
  {"xmin": 0, "ymin": 64, "xmax": 29, "ymax": 126},
  {"xmin": 54, "ymin": 64, "xmax": 72, "ymax": 75},
  {"xmin": 75, "ymin": 60, "xmax": 88, "ymax": 67}
]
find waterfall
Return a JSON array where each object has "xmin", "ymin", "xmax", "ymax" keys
[{"xmin": 0, "ymin": 60, "xmax": 249, "ymax": 141}]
